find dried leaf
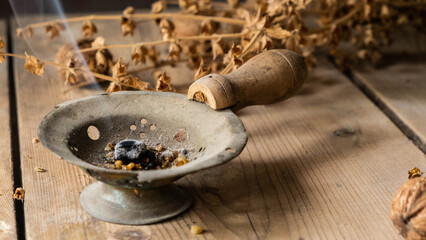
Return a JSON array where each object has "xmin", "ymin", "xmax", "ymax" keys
[
  {"xmin": 408, "ymin": 167, "xmax": 422, "ymax": 179},
  {"xmin": 260, "ymin": 34, "xmax": 273, "ymax": 50},
  {"xmin": 14, "ymin": 187, "xmax": 24, "ymax": 202},
  {"xmin": 46, "ymin": 22, "xmax": 65, "ymax": 39},
  {"xmin": 131, "ymin": 45, "xmax": 148, "ymax": 65},
  {"xmin": 266, "ymin": 24, "xmax": 291, "ymax": 39},
  {"xmin": 0, "ymin": 55, "xmax": 4, "ymax": 64},
  {"xmin": 81, "ymin": 20, "xmax": 97, "ymax": 37},
  {"xmin": 24, "ymin": 52, "xmax": 44, "ymax": 76},
  {"xmin": 168, "ymin": 42, "xmax": 182, "ymax": 62},
  {"xmin": 284, "ymin": 30, "xmax": 301, "ymax": 52},
  {"xmin": 151, "ymin": 1, "xmax": 166, "ymax": 13},
  {"xmin": 194, "ymin": 58, "xmax": 211, "ymax": 80},
  {"xmin": 212, "ymin": 39, "xmax": 224, "ymax": 60},
  {"xmin": 0, "ymin": 37, "xmax": 4, "ymax": 49}
]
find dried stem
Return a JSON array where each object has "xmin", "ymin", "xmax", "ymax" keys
[
  {"xmin": 79, "ymin": 32, "xmax": 245, "ymax": 53},
  {"xmin": 22, "ymin": 12, "xmax": 245, "ymax": 30},
  {"xmin": 0, "ymin": 52, "xmax": 119, "ymax": 83}
]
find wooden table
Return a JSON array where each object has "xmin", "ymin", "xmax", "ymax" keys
[{"xmin": 1, "ymin": 15, "xmax": 425, "ymax": 239}]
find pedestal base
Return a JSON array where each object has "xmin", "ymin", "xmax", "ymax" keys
[{"xmin": 80, "ymin": 182, "xmax": 192, "ymax": 225}]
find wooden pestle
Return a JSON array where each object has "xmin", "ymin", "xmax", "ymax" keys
[{"xmin": 187, "ymin": 49, "xmax": 308, "ymax": 111}]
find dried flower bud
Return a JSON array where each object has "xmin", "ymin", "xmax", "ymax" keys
[
  {"xmin": 65, "ymin": 58, "xmax": 79, "ymax": 85},
  {"xmin": 91, "ymin": 36, "xmax": 105, "ymax": 48},
  {"xmin": 16, "ymin": 27, "xmax": 33, "ymax": 38},
  {"xmin": 201, "ymin": 20, "xmax": 217, "ymax": 35},
  {"xmin": 95, "ymin": 50, "xmax": 108, "ymax": 72},
  {"xmin": 155, "ymin": 71, "xmax": 173, "ymax": 92},
  {"xmin": 81, "ymin": 20, "xmax": 97, "ymax": 37},
  {"xmin": 112, "ymin": 58, "xmax": 128, "ymax": 78},
  {"xmin": 168, "ymin": 42, "xmax": 182, "ymax": 62},
  {"xmin": 390, "ymin": 175, "xmax": 426, "ymax": 240},
  {"xmin": 151, "ymin": 1, "xmax": 166, "ymax": 13},
  {"xmin": 0, "ymin": 55, "xmax": 4, "ymax": 64},
  {"xmin": 0, "ymin": 37, "xmax": 4, "ymax": 49},
  {"xmin": 131, "ymin": 45, "xmax": 148, "ymax": 65},
  {"xmin": 121, "ymin": 16, "xmax": 136, "ymax": 36},
  {"xmin": 46, "ymin": 22, "xmax": 65, "ymax": 39},
  {"xmin": 159, "ymin": 19, "xmax": 175, "ymax": 40},
  {"xmin": 123, "ymin": 6, "xmax": 135, "ymax": 17},
  {"xmin": 24, "ymin": 52, "xmax": 44, "ymax": 76},
  {"xmin": 194, "ymin": 58, "xmax": 211, "ymax": 80}
]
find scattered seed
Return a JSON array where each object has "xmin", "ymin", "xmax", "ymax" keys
[
  {"xmin": 191, "ymin": 225, "xmax": 204, "ymax": 234},
  {"xmin": 14, "ymin": 188, "xmax": 24, "ymax": 202}
]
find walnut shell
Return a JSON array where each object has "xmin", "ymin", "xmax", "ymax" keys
[{"xmin": 390, "ymin": 177, "xmax": 426, "ymax": 240}]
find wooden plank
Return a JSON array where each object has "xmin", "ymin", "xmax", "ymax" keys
[
  {"xmin": 12, "ymin": 14, "xmax": 426, "ymax": 239},
  {"xmin": 350, "ymin": 28, "xmax": 426, "ymax": 152},
  {"xmin": 0, "ymin": 20, "xmax": 18, "ymax": 239}
]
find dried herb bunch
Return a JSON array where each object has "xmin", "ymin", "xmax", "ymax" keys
[{"xmin": 0, "ymin": 0, "xmax": 425, "ymax": 93}]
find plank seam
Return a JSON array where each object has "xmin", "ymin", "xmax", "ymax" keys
[
  {"xmin": 7, "ymin": 18, "xmax": 27, "ymax": 240},
  {"xmin": 328, "ymin": 56, "xmax": 426, "ymax": 154}
]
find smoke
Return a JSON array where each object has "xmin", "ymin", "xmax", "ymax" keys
[{"xmin": 9, "ymin": 0, "xmax": 98, "ymax": 85}]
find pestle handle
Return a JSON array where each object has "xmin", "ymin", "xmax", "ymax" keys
[{"xmin": 187, "ymin": 49, "xmax": 308, "ymax": 110}]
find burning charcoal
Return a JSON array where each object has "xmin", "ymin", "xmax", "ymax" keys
[{"xmin": 114, "ymin": 140, "xmax": 146, "ymax": 162}]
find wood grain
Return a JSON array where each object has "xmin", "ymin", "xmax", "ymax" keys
[
  {"xmin": 12, "ymin": 14, "xmax": 426, "ymax": 239},
  {"xmin": 350, "ymin": 28, "xmax": 426, "ymax": 152},
  {"xmin": 0, "ymin": 20, "xmax": 18, "ymax": 240}
]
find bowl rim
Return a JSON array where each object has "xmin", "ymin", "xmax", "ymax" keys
[{"xmin": 38, "ymin": 91, "xmax": 248, "ymax": 183}]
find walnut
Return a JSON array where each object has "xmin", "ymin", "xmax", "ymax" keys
[{"xmin": 390, "ymin": 175, "xmax": 426, "ymax": 240}]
